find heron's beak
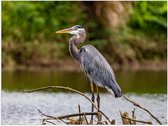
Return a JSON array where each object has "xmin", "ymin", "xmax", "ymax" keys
[{"xmin": 55, "ymin": 28, "xmax": 73, "ymax": 34}]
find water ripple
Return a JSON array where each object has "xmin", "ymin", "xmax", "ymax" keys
[{"xmin": 2, "ymin": 91, "xmax": 167, "ymax": 125}]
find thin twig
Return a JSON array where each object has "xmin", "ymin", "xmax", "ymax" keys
[
  {"xmin": 42, "ymin": 119, "xmax": 46, "ymax": 125},
  {"xmin": 131, "ymin": 108, "xmax": 136, "ymax": 124},
  {"xmin": 57, "ymin": 118, "xmax": 67, "ymax": 124},
  {"xmin": 78, "ymin": 104, "xmax": 81, "ymax": 121},
  {"xmin": 44, "ymin": 117, "xmax": 67, "ymax": 124},
  {"xmin": 83, "ymin": 113, "xmax": 89, "ymax": 124},
  {"xmin": 23, "ymin": 86, "xmax": 112, "ymax": 124},
  {"xmin": 123, "ymin": 95, "xmax": 162, "ymax": 125},
  {"xmin": 45, "ymin": 120, "xmax": 56, "ymax": 125},
  {"xmin": 38, "ymin": 109, "xmax": 67, "ymax": 124},
  {"xmin": 97, "ymin": 112, "xmax": 103, "ymax": 124},
  {"xmin": 38, "ymin": 109, "xmax": 98, "ymax": 120}
]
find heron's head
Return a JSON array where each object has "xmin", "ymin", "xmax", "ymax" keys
[{"xmin": 56, "ymin": 25, "xmax": 85, "ymax": 36}]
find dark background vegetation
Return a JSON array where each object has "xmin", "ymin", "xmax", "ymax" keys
[{"xmin": 2, "ymin": 1, "xmax": 167, "ymax": 70}]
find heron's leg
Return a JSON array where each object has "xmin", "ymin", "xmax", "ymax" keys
[
  {"xmin": 90, "ymin": 81, "xmax": 95, "ymax": 123},
  {"xmin": 96, "ymin": 86, "xmax": 102, "ymax": 123},
  {"xmin": 96, "ymin": 86, "xmax": 100, "ymax": 110}
]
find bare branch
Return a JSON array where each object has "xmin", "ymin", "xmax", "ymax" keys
[
  {"xmin": 83, "ymin": 113, "xmax": 89, "ymax": 124},
  {"xmin": 38, "ymin": 109, "xmax": 98, "ymax": 120},
  {"xmin": 23, "ymin": 86, "xmax": 112, "ymax": 124},
  {"xmin": 123, "ymin": 95, "xmax": 162, "ymax": 125}
]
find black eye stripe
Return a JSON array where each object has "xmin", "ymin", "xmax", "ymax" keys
[
  {"xmin": 74, "ymin": 25, "xmax": 83, "ymax": 29},
  {"xmin": 77, "ymin": 26, "xmax": 82, "ymax": 28}
]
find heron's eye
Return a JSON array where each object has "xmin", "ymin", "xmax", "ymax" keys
[
  {"xmin": 76, "ymin": 25, "xmax": 83, "ymax": 28},
  {"xmin": 74, "ymin": 25, "xmax": 83, "ymax": 29}
]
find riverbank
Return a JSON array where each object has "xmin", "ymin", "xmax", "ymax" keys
[{"xmin": 2, "ymin": 58, "xmax": 167, "ymax": 72}]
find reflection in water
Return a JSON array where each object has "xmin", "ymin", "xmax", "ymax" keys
[{"xmin": 2, "ymin": 70, "xmax": 167, "ymax": 93}]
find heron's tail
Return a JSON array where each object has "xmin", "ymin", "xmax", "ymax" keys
[
  {"xmin": 114, "ymin": 88, "xmax": 122, "ymax": 98},
  {"xmin": 105, "ymin": 82, "xmax": 122, "ymax": 98}
]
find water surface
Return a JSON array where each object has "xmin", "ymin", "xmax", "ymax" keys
[
  {"xmin": 2, "ymin": 70, "xmax": 167, "ymax": 125},
  {"xmin": 2, "ymin": 91, "xmax": 167, "ymax": 125},
  {"xmin": 2, "ymin": 70, "xmax": 167, "ymax": 93}
]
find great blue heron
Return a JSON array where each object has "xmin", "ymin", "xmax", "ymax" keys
[{"xmin": 56, "ymin": 25, "xmax": 122, "ymax": 122}]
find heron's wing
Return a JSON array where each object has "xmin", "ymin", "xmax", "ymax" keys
[
  {"xmin": 80, "ymin": 45, "xmax": 121, "ymax": 97},
  {"xmin": 80, "ymin": 45, "xmax": 115, "ymax": 81}
]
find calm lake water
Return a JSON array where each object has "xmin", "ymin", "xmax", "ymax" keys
[
  {"xmin": 2, "ymin": 70, "xmax": 167, "ymax": 93},
  {"xmin": 2, "ymin": 70, "xmax": 167, "ymax": 125}
]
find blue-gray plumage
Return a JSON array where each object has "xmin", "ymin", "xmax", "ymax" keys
[
  {"xmin": 56, "ymin": 25, "xmax": 122, "ymax": 98},
  {"xmin": 80, "ymin": 45, "xmax": 122, "ymax": 97}
]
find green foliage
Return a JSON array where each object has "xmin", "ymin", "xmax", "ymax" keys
[
  {"xmin": 129, "ymin": 1, "xmax": 167, "ymax": 34},
  {"xmin": 2, "ymin": 1, "xmax": 167, "ymax": 41},
  {"xmin": 2, "ymin": 1, "xmax": 85, "ymax": 42},
  {"xmin": 2, "ymin": 1, "xmax": 167, "ymax": 68}
]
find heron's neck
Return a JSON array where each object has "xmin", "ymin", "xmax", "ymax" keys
[{"xmin": 69, "ymin": 33, "xmax": 85, "ymax": 62}]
